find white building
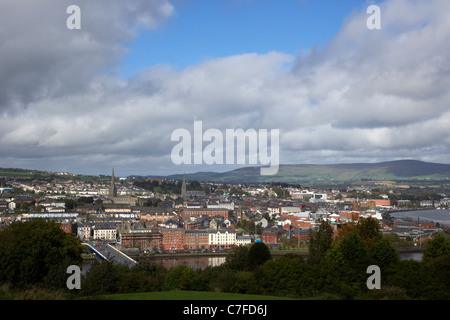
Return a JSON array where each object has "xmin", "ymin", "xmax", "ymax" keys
[
  {"xmin": 268, "ymin": 206, "xmax": 280, "ymax": 216},
  {"xmin": 207, "ymin": 201, "xmax": 235, "ymax": 211},
  {"xmin": 40, "ymin": 200, "xmax": 66, "ymax": 208},
  {"xmin": 208, "ymin": 229, "xmax": 236, "ymax": 249},
  {"xmin": 309, "ymin": 193, "xmax": 327, "ymax": 203},
  {"xmin": 92, "ymin": 224, "xmax": 117, "ymax": 241},
  {"xmin": 281, "ymin": 206, "xmax": 301, "ymax": 214},
  {"xmin": 46, "ymin": 207, "xmax": 66, "ymax": 213},
  {"xmin": 235, "ymin": 235, "xmax": 252, "ymax": 246},
  {"xmin": 8, "ymin": 201, "xmax": 16, "ymax": 211},
  {"xmin": 77, "ymin": 224, "xmax": 91, "ymax": 240}
]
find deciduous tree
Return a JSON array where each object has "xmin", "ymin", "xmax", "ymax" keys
[{"xmin": 0, "ymin": 219, "xmax": 83, "ymax": 289}]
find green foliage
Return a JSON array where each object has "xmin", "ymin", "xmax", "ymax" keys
[
  {"xmin": 209, "ymin": 265, "xmax": 238, "ymax": 293},
  {"xmin": 230, "ymin": 271, "xmax": 260, "ymax": 295},
  {"xmin": 324, "ymin": 243, "xmax": 345, "ymax": 269},
  {"xmin": 225, "ymin": 245, "xmax": 250, "ymax": 271},
  {"xmin": 163, "ymin": 265, "xmax": 195, "ymax": 291},
  {"xmin": 247, "ymin": 243, "xmax": 272, "ymax": 269},
  {"xmin": 129, "ymin": 261, "xmax": 168, "ymax": 292},
  {"xmin": 64, "ymin": 199, "xmax": 77, "ymax": 210},
  {"xmin": 261, "ymin": 254, "xmax": 305, "ymax": 297},
  {"xmin": 134, "ymin": 180, "xmax": 181, "ymax": 194},
  {"xmin": 0, "ymin": 219, "xmax": 83, "ymax": 290},
  {"xmin": 339, "ymin": 232, "xmax": 368, "ymax": 265},
  {"xmin": 79, "ymin": 261, "xmax": 123, "ymax": 296},
  {"xmin": 162, "ymin": 265, "xmax": 208, "ymax": 292},
  {"xmin": 357, "ymin": 217, "xmax": 382, "ymax": 248},
  {"xmin": 422, "ymin": 255, "xmax": 450, "ymax": 299},
  {"xmin": 423, "ymin": 232, "xmax": 450, "ymax": 260},
  {"xmin": 225, "ymin": 243, "xmax": 272, "ymax": 272},
  {"xmin": 308, "ymin": 219, "xmax": 334, "ymax": 263},
  {"xmin": 0, "ymin": 283, "xmax": 70, "ymax": 300},
  {"xmin": 80, "ymin": 260, "xmax": 168, "ymax": 297},
  {"xmin": 385, "ymin": 260, "xmax": 446, "ymax": 299},
  {"xmin": 235, "ymin": 220, "xmax": 262, "ymax": 235},
  {"xmin": 5, "ymin": 220, "xmax": 449, "ymax": 300},
  {"xmin": 75, "ymin": 232, "xmax": 449, "ymax": 300},
  {"xmin": 368, "ymin": 236, "xmax": 399, "ymax": 270}
]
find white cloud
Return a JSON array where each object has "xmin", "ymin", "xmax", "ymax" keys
[{"xmin": 1, "ymin": 0, "xmax": 449, "ymax": 175}]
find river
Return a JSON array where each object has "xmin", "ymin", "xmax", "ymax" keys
[
  {"xmin": 389, "ymin": 208, "xmax": 450, "ymax": 226},
  {"xmin": 82, "ymin": 250, "xmax": 422, "ymax": 273},
  {"xmin": 151, "ymin": 256, "xmax": 227, "ymax": 270}
]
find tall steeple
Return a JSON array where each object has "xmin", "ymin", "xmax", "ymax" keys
[
  {"xmin": 181, "ymin": 173, "xmax": 186, "ymax": 200},
  {"xmin": 110, "ymin": 168, "xmax": 117, "ymax": 198}
]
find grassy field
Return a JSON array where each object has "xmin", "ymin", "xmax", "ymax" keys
[{"xmin": 101, "ymin": 290, "xmax": 298, "ymax": 300}]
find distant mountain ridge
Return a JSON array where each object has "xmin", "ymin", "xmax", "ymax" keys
[
  {"xmin": 3, "ymin": 160, "xmax": 450, "ymax": 184},
  {"xmin": 160, "ymin": 160, "xmax": 450, "ymax": 183}
]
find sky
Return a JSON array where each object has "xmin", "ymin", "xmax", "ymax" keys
[{"xmin": 0, "ymin": 0, "xmax": 449, "ymax": 177}]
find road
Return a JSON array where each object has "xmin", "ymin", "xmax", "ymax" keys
[{"xmin": 84, "ymin": 241, "xmax": 137, "ymax": 267}]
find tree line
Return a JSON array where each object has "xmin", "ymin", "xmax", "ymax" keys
[
  {"xmin": 133, "ymin": 179, "xmax": 206, "ymax": 195},
  {"xmin": 0, "ymin": 218, "xmax": 449, "ymax": 299}
]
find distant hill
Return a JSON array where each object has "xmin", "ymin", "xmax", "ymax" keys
[
  {"xmin": 162, "ymin": 160, "xmax": 450, "ymax": 184},
  {"xmin": 3, "ymin": 160, "xmax": 450, "ymax": 185}
]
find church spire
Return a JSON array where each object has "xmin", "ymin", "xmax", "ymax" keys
[
  {"xmin": 110, "ymin": 168, "xmax": 117, "ymax": 198},
  {"xmin": 181, "ymin": 173, "xmax": 186, "ymax": 200}
]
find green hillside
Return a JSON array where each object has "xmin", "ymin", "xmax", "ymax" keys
[
  {"xmin": 170, "ymin": 160, "xmax": 450, "ymax": 184},
  {"xmin": 3, "ymin": 160, "xmax": 450, "ymax": 185}
]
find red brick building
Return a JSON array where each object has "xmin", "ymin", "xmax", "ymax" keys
[
  {"xmin": 291, "ymin": 229, "xmax": 311, "ymax": 241},
  {"xmin": 339, "ymin": 211, "xmax": 359, "ymax": 221},
  {"xmin": 181, "ymin": 208, "xmax": 230, "ymax": 222},
  {"xmin": 161, "ymin": 228, "xmax": 185, "ymax": 251},
  {"xmin": 184, "ymin": 229, "xmax": 209, "ymax": 250},
  {"xmin": 60, "ymin": 222, "xmax": 77, "ymax": 234},
  {"xmin": 261, "ymin": 230, "xmax": 278, "ymax": 244}
]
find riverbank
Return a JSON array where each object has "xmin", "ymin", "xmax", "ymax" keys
[
  {"xmin": 95, "ymin": 247, "xmax": 420, "ymax": 262},
  {"xmin": 130, "ymin": 249, "xmax": 310, "ymax": 260}
]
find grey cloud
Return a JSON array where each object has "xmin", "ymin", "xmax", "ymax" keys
[
  {"xmin": 291, "ymin": 0, "xmax": 450, "ymax": 130},
  {"xmin": 1, "ymin": 0, "xmax": 449, "ymax": 175},
  {"xmin": 0, "ymin": 0, "xmax": 173, "ymax": 113}
]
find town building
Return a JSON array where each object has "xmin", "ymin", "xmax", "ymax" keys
[
  {"xmin": 77, "ymin": 223, "xmax": 91, "ymax": 240},
  {"xmin": 120, "ymin": 230, "xmax": 163, "ymax": 252},
  {"xmin": 184, "ymin": 229, "xmax": 209, "ymax": 250},
  {"xmin": 139, "ymin": 209, "xmax": 178, "ymax": 223},
  {"xmin": 161, "ymin": 228, "xmax": 185, "ymax": 251},
  {"xmin": 92, "ymin": 223, "xmax": 117, "ymax": 241},
  {"xmin": 181, "ymin": 208, "xmax": 230, "ymax": 222},
  {"xmin": 261, "ymin": 230, "xmax": 278, "ymax": 244},
  {"xmin": 105, "ymin": 169, "xmax": 139, "ymax": 206},
  {"xmin": 235, "ymin": 235, "xmax": 252, "ymax": 246},
  {"xmin": 208, "ymin": 229, "xmax": 236, "ymax": 249}
]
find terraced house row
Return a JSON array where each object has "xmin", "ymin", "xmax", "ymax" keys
[
  {"xmin": 120, "ymin": 227, "xmax": 241, "ymax": 252},
  {"xmin": 160, "ymin": 228, "xmax": 238, "ymax": 251}
]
